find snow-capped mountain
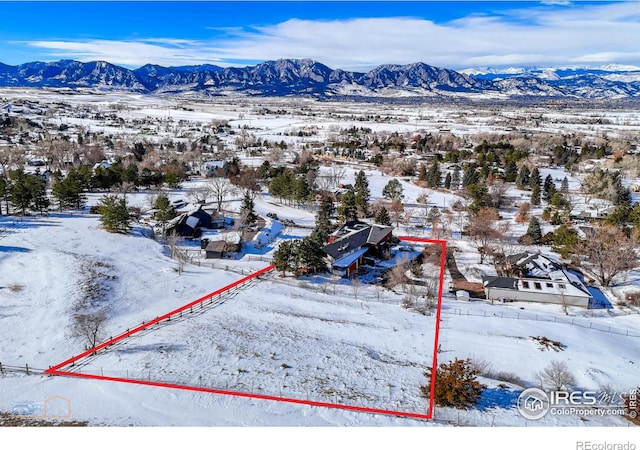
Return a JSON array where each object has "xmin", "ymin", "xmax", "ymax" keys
[
  {"xmin": 0, "ymin": 58, "xmax": 638, "ymax": 99},
  {"xmin": 0, "ymin": 60, "xmax": 146, "ymax": 90}
]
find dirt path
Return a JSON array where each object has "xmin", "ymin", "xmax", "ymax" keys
[{"xmin": 446, "ymin": 247, "xmax": 485, "ymax": 298}]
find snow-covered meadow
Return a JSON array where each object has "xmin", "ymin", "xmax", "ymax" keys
[{"xmin": 1, "ymin": 206, "xmax": 638, "ymax": 427}]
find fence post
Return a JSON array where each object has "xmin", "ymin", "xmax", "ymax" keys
[
  {"xmin": 0, "ymin": 362, "xmax": 2, "ymax": 373},
  {"xmin": 26, "ymin": 363, "xmax": 29, "ymax": 375}
]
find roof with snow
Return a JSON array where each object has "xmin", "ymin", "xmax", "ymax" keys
[
  {"xmin": 332, "ymin": 247, "xmax": 369, "ymax": 269},
  {"xmin": 508, "ymin": 251, "xmax": 562, "ymax": 277},
  {"xmin": 505, "ymin": 251, "xmax": 591, "ymax": 295},
  {"xmin": 323, "ymin": 222, "xmax": 393, "ymax": 260}
]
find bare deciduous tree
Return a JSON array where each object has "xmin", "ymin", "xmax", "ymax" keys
[
  {"xmin": 351, "ymin": 278, "xmax": 361, "ymax": 300},
  {"xmin": 467, "ymin": 207, "xmax": 500, "ymax": 264},
  {"xmin": 189, "ymin": 184, "xmax": 212, "ymax": 205},
  {"xmin": 514, "ymin": 202, "xmax": 531, "ymax": 224},
  {"xmin": 389, "ymin": 197, "xmax": 405, "ymax": 229},
  {"xmin": 416, "ymin": 191, "xmax": 430, "ymax": 228},
  {"xmin": 388, "ymin": 253, "xmax": 411, "ymax": 293},
  {"xmin": 167, "ymin": 231, "xmax": 189, "ymax": 274},
  {"xmin": 73, "ymin": 310, "xmax": 107, "ymax": 350},
  {"xmin": 488, "ymin": 179, "xmax": 509, "ymax": 208},
  {"xmin": 208, "ymin": 177, "xmax": 236, "ymax": 213},
  {"xmin": 537, "ymin": 360, "xmax": 576, "ymax": 391},
  {"xmin": 580, "ymin": 223, "xmax": 639, "ymax": 286}
]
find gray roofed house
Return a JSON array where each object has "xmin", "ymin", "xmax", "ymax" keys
[
  {"xmin": 322, "ymin": 221, "xmax": 393, "ymax": 277},
  {"xmin": 483, "ymin": 251, "xmax": 594, "ymax": 308}
]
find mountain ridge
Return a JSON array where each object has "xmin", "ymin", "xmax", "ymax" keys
[{"xmin": 0, "ymin": 58, "xmax": 638, "ymax": 99}]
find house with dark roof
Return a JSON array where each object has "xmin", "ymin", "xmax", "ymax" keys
[
  {"xmin": 322, "ymin": 221, "xmax": 393, "ymax": 277},
  {"xmin": 165, "ymin": 204, "xmax": 213, "ymax": 238},
  {"xmin": 482, "ymin": 251, "xmax": 593, "ymax": 308}
]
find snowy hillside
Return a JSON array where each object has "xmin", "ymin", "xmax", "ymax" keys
[{"xmin": 1, "ymin": 207, "xmax": 638, "ymax": 427}]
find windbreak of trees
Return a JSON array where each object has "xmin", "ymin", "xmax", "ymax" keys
[
  {"xmin": 0, "ymin": 158, "xmax": 189, "ymax": 216},
  {"xmin": 0, "ymin": 169, "xmax": 49, "ymax": 215}
]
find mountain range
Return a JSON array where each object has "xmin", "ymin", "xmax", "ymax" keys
[{"xmin": 0, "ymin": 58, "xmax": 639, "ymax": 100}]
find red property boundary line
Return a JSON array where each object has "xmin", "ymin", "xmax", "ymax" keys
[{"xmin": 46, "ymin": 237, "xmax": 446, "ymax": 421}]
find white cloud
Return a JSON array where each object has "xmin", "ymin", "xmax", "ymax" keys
[
  {"xmin": 540, "ymin": 0, "xmax": 571, "ymax": 6},
  {"xmin": 22, "ymin": 2, "xmax": 640, "ymax": 70}
]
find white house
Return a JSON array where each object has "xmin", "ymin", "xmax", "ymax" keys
[{"xmin": 482, "ymin": 252, "xmax": 593, "ymax": 308}]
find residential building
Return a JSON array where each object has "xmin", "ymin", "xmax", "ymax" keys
[
  {"xmin": 482, "ymin": 251, "xmax": 594, "ymax": 308},
  {"xmin": 322, "ymin": 221, "xmax": 393, "ymax": 277}
]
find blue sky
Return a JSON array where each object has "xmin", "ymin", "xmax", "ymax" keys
[{"xmin": 0, "ymin": 1, "xmax": 638, "ymax": 70}]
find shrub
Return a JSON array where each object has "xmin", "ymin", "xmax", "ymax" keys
[
  {"xmin": 625, "ymin": 292, "xmax": 640, "ymax": 307},
  {"xmin": 421, "ymin": 358, "xmax": 485, "ymax": 409},
  {"xmin": 7, "ymin": 283, "xmax": 24, "ymax": 292},
  {"xmin": 493, "ymin": 371, "xmax": 525, "ymax": 387}
]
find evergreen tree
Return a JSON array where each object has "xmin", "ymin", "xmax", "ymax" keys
[
  {"xmin": 382, "ymin": 178, "xmax": 403, "ymax": 200},
  {"xmin": 293, "ymin": 176, "xmax": 311, "ymax": 205},
  {"xmin": 426, "ymin": 206, "xmax": 441, "ymax": 227},
  {"xmin": 297, "ymin": 233, "xmax": 326, "ymax": 274},
  {"xmin": 73, "ymin": 166, "xmax": 93, "ymax": 192},
  {"xmin": 375, "ymin": 206, "xmax": 392, "ymax": 226},
  {"xmin": 552, "ymin": 224, "xmax": 579, "ymax": 258},
  {"xmin": 0, "ymin": 175, "xmax": 9, "ymax": 215},
  {"xmin": 138, "ymin": 167, "xmax": 155, "ymax": 189},
  {"xmin": 153, "ymin": 192, "xmax": 176, "ymax": 236},
  {"xmin": 337, "ymin": 190, "xmax": 358, "ymax": 223},
  {"xmin": 354, "ymin": 169, "xmax": 370, "ymax": 218},
  {"xmin": 272, "ymin": 240, "xmax": 296, "ymax": 276},
  {"xmin": 466, "ymin": 183, "xmax": 490, "ymax": 214},
  {"xmin": 462, "ymin": 165, "xmax": 479, "ymax": 188},
  {"xmin": 27, "ymin": 174, "xmax": 49, "ymax": 214},
  {"xmin": 543, "ymin": 174, "xmax": 556, "ymax": 203},
  {"xmin": 52, "ymin": 174, "xmax": 85, "ymax": 210},
  {"xmin": 504, "ymin": 161, "xmax": 518, "ymax": 183},
  {"xmin": 444, "ymin": 172, "xmax": 452, "ymax": 189},
  {"xmin": 315, "ymin": 195, "xmax": 335, "ymax": 244},
  {"xmin": 239, "ymin": 191, "xmax": 258, "ymax": 225},
  {"xmin": 269, "ymin": 170, "xmax": 296, "ymax": 203},
  {"xmin": 97, "ymin": 194, "xmax": 130, "ymax": 233},
  {"xmin": 9, "ymin": 169, "xmax": 32, "ymax": 216},
  {"xmin": 526, "ymin": 216, "xmax": 542, "ymax": 243},
  {"xmin": 355, "ymin": 189, "xmax": 370, "ymax": 218},
  {"xmin": 531, "ymin": 183, "xmax": 541, "ymax": 206},
  {"xmin": 515, "ymin": 165, "xmax": 531, "ymax": 190},
  {"xmin": 123, "ymin": 164, "xmax": 139, "ymax": 186},
  {"xmin": 550, "ymin": 192, "xmax": 570, "ymax": 210},
  {"xmin": 560, "ymin": 176, "xmax": 569, "ymax": 193},
  {"xmin": 450, "ymin": 166, "xmax": 461, "ymax": 190},
  {"xmin": 529, "ymin": 167, "xmax": 542, "ymax": 190},
  {"xmin": 426, "ymin": 162, "xmax": 441, "ymax": 188}
]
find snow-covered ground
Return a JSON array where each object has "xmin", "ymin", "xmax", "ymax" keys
[{"xmin": 1, "ymin": 210, "xmax": 638, "ymax": 427}]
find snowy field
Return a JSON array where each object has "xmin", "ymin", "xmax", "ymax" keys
[{"xmin": 1, "ymin": 210, "xmax": 638, "ymax": 427}]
